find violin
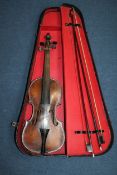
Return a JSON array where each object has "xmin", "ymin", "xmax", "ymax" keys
[{"xmin": 22, "ymin": 33, "xmax": 65, "ymax": 155}]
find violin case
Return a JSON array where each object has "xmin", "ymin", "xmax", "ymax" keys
[{"xmin": 14, "ymin": 3, "xmax": 113, "ymax": 156}]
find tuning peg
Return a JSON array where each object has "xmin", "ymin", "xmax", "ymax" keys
[
  {"xmin": 51, "ymin": 41, "xmax": 57, "ymax": 49},
  {"xmin": 38, "ymin": 42, "xmax": 45, "ymax": 51},
  {"xmin": 38, "ymin": 47, "xmax": 44, "ymax": 51},
  {"xmin": 53, "ymin": 41, "xmax": 57, "ymax": 45},
  {"xmin": 40, "ymin": 42, "xmax": 45, "ymax": 46}
]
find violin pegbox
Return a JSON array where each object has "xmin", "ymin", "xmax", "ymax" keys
[{"xmin": 38, "ymin": 33, "xmax": 57, "ymax": 51}]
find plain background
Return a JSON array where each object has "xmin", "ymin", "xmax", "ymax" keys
[{"xmin": 0, "ymin": 0, "xmax": 117, "ymax": 175}]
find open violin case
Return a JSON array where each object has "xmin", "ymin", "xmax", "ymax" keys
[{"xmin": 13, "ymin": 4, "xmax": 113, "ymax": 157}]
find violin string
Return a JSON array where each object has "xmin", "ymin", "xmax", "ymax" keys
[
  {"xmin": 72, "ymin": 8, "xmax": 104, "ymax": 144},
  {"xmin": 69, "ymin": 10, "xmax": 94, "ymax": 155}
]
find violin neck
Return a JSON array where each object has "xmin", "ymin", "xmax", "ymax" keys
[{"xmin": 41, "ymin": 49, "xmax": 50, "ymax": 104}]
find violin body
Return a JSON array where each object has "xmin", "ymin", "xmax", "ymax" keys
[{"xmin": 22, "ymin": 78, "xmax": 65, "ymax": 154}]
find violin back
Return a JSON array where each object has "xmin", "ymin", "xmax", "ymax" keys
[{"xmin": 14, "ymin": 4, "xmax": 113, "ymax": 156}]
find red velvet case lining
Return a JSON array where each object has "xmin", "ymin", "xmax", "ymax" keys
[{"xmin": 16, "ymin": 4, "xmax": 112, "ymax": 156}]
